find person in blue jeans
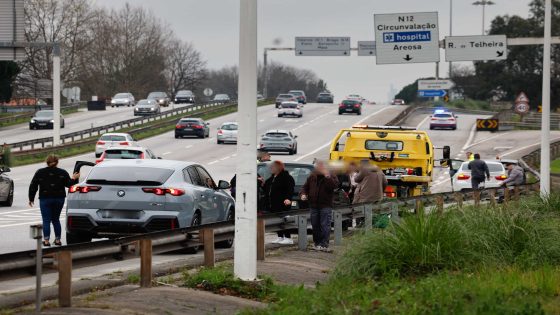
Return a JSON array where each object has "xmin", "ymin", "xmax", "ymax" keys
[
  {"xmin": 28, "ymin": 155, "xmax": 80, "ymax": 246},
  {"xmin": 300, "ymin": 161, "xmax": 338, "ymax": 251}
]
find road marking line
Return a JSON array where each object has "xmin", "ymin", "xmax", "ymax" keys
[
  {"xmin": 185, "ymin": 145, "xmax": 193, "ymax": 149},
  {"xmin": 461, "ymin": 123, "xmax": 478, "ymax": 151},
  {"xmin": 162, "ymin": 152, "xmax": 172, "ymax": 156},
  {"xmin": 465, "ymin": 132, "xmax": 511, "ymax": 149},
  {"xmin": 220, "ymin": 156, "xmax": 230, "ymax": 161},
  {"xmin": 416, "ymin": 115, "xmax": 431, "ymax": 129},
  {"xmin": 0, "ymin": 208, "xmax": 40, "ymax": 214},
  {"xmin": 208, "ymin": 160, "xmax": 219, "ymax": 165}
]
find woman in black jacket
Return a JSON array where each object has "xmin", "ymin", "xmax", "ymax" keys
[{"xmin": 263, "ymin": 161, "xmax": 295, "ymax": 245}]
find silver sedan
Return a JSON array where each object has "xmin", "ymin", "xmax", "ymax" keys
[{"xmin": 258, "ymin": 130, "xmax": 298, "ymax": 155}]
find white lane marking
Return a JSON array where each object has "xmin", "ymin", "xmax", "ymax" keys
[
  {"xmin": 294, "ymin": 107, "xmax": 391, "ymax": 162},
  {"xmin": 501, "ymin": 137, "xmax": 560, "ymax": 157},
  {"xmin": 185, "ymin": 145, "xmax": 193, "ymax": 149},
  {"xmin": 461, "ymin": 123, "xmax": 478, "ymax": 151},
  {"xmin": 465, "ymin": 132, "xmax": 511, "ymax": 150},
  {"xmin": 493, "ymin": 146, "xmax": 512, "ymax": 151},
  {"xmin": 0, "ymin": 208, "xmax": 40, "ymax": 215},
  {"xmin": 416, "ymin": 115, "xmax": 431, "ymax": 129},
  {"xmin": 208, "ymin": 160, "xmax": 219, "ymax": 165},
  {"xmin": 259, "ymin": 119, "xmax": 265, "ymax": 122},
  {"xmin": 162, "ymin": 151, "xmax": 172, "ymax": 156},
  {"xmin": 220, "ymin": 156, "xmax": 230, "ymax": 161}
]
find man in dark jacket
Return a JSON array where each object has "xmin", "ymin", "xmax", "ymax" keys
[
  {"xmin": 263, "ymin": 161, "xmax": 295, "ymax": 245},
  {"xmin": 301, "ymin": 160, "xmax": 338, "ymax": 251},
  {"xmin": 468, "ymin": 153, "xmax": 490, "ymax": 189}
]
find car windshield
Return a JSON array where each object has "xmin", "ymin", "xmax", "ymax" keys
[
  {"xmin": 365, "ymin": 140, "xmax": 403, "ymax": 151},
  {"xmin": 104, "ymin": 149, "xmax": 144, "ymax": 159},
  {"xmin": 258, "ymin": 164, "xmax": 313, "ymax": 186},
  {"xmin": 148, "ymin": 92, "xmax": 165, "ymax": 98},
  {"xmin": 289, "ymin": 91, "xmax": 303, "ymax": 96},
  {"xmin": 221, "ymin": 123, "xmax": 238, "ymax": 130},
  {"xmin": 137, "ymin": 100, "xmax": 153, "ymax": 106},
  {"xmin": 87, "ymin": 167, "xmax": 174, "ymax": 186},
  {"xmin": 177, "ymin": 91, "xmax": 192, "ymax": 96},
  {"xmin": 278, "ymin": 94, "xmax": 293, "ymax": 98},
  {"xmin": 319, "ymin": 93, "xmax": 330, "ymax": 97},
  {"xmin": 99, "ymin": 134, "xmax": 127, "ymax": 141},
  {"xmin": 342, "ymin": 100, "xmax": 359, "ymax": 105},
  {"xmin": 35, "ymin": 110, "xmax": 53, "ymax": 117},
  {"xmin": 434, "ymin": 113, "xmax": 453, "ymax": 118},
  {"xmin": 461, "ymin": 162, "xmax": 504, "ymax": 172},
  {"xmin": 114, "ymin": 93, "xmax": 129, "ymax": 98},
  {"xmin": 282, "ymin": 103, "xmax": 298, "ymax": 109},
  {"xmin": 180, "ymin": 119, "xmax": 201, "ymax": 124},
  {"xmin": 265, "ymin": 132, "xmax": 289, "ymax": 138}
]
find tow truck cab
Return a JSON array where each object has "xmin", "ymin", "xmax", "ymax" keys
[{"xmin": 329, "ymin": 125, "xmax": 435, "ymax": 198}]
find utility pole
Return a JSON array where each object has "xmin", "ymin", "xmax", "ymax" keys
[
  {"xmin": 540, "ymin": 0, "xmax": 552, "ymax": 197},
  {"xmin": 449, "ymin": 0, "xmax": 453, "ymax": 78},
  {"xmin": 263, "ymin": 49, "xmax": 268, "ymax": 98},
  {"xmin": 52, "ymin": 43, "xmax": 61, "ymax": 146},
  {"xmin": 234, "ymin": 0, "xmax": 258, "ymax": 281}
]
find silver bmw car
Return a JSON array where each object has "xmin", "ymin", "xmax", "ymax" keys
[{"xmin": 65, "ymin": 159, "xmax": 234, "ymax": 246}]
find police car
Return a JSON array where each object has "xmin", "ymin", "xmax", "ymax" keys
[{"xmin": 429, "ymin": 109, "xmax": 458, "ymax": 130}]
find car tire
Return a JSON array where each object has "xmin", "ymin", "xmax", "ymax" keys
[
  {"xmin": 288, "ymin": 149, "xmax": 294, "ymax": 155},
  {"xmin": 294, "ymin": 146, "xmax": 298, "ymax": 154},
  {"xmin": 217, "ymin": 140, "xmax": 223, "ymax": 144},
  {"xmin": 277, "ymin": 114, "xmax": 282, "ymax": 118},
  {"xmin": 66, "ymin": 232, "xmax": 92, "ymax": 245},
  {"xmin": 175, "ymin": 134, "xmax": 180, "ymax": 139},
  {"xmin": 184, "ymin": 213, "xmax": 201, "ymax": 254},
  {"xmin": 338, "ymin": 111, "xmax": 343, "ymax": 115},
  {"xmin": 429, "ymin": 126, "xmax": 434, "ymax": 130},
  {"xmin": 0, "ymin": 184, "xmax": 13, "ymax": 207},
  {"xmin": 215, "ymin": 210, "xmax": 235, "ymax": 248}
]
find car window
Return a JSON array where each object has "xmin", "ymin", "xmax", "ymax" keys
[
  {"xmin": 258, "ymin": 164, "xmax": 313, "ymax": 186},
  {"xmin": 289, "ymin": 91, "xmax": 303, "ymax": 96},
  {"xmin": 195, "ymin": 166, "xmax": 215, "ymax": 189},
  {"xmin": 114, "ymin": 93, "xmax": 129, "ymax": 98},
  {"xmin": 86, "ymin": 167, "xmax": 174, "ymax": 185},
  {"xmin": 265, "ymin": 132, "xmax": 289, "ymax": 138},
  {"xmin": 434, "ymin": 113, "xmax": 453, "ymax": 118},
  {"xmin": 278, "ymin": 94, "xmax": 293, "ymax": 98},
  {"xmin": 180, "ymin": 119, "xmax": 201, "ymax": 124},
  {"xmin": 36, "ymin": 111, "xmax": 53, "ymax": 117},
  {"xmin": 462, "ymin": 162, "xmax": 504, "ymax": 172},
  {"xmin": 187, "ymin": 167, "xmax": 204, "ymax": 186},
  {"xmin": 104, "ymin": 149, "xmax": 144, "ymax": 159},
  {"xmin": 365, "ymin": 140, "xmax": 403, "ymax": 151},
  {"xmin": 99, "ymin": 135, "xmax": 127, "ymax": 141},
  {"xmin": 221, "ymin": 123, "xmax": 238, "ymax": 130},
  {"xmin": 342, "ymin": 100, "xmax": 359, "ymax": 105},
  {"xmin": 282, "ymin": 103, "xmax": 298, "ymax": 108},
  {"xmin": 182, "ymin": 168, "xmax": 192, "ymax": 184},
  {"xmin": 319, "ymin": 93, "xmax": 330, "ymax": 97},
  {"xmin": 177, "ymin": 91, "xmax": 193, "ymax": 95}
]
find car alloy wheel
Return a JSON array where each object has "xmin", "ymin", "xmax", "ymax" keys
[{"xmin": 184, "ymin": 213, "xmax": 201, "ymax": 254}]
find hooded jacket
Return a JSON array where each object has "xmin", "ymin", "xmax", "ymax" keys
[{"xmin": 353, "ymin": 165, "xmax": 388, "ymax": 204}]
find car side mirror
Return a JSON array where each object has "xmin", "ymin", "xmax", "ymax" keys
[
  {"xmin": 157, "ymin": 157, "xmax": 162, "ymax": 159},
  {"xmin": 294, "ymin": 135, "xmax": 298, "ymax": 139},
  {"xmin": 218, "ymin": 180, "xmax": 231, "ymax": 190},
  {"xmin": 455, "ymin": 115, "xmax": 459, "ymax": 118}
]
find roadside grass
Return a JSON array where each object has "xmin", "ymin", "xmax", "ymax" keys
[
  {"xmin": 242, "ymin": 194, "xmax": 560, "ymax": 314},
  {"xmin": 551, "ymin": 158, "xmax": 560, "ymax": 174},
  {"xmin": 443, "ymin": 99, "xmax": 492, "ymax": 111}
]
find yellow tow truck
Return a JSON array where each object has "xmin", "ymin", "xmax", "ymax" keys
[{"xmin": 329, "ymin": 125, "xmax": 448, "ymax": 198}]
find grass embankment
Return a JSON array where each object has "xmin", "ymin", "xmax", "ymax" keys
[
  {"xmin": 431, "ymin": 99, "xmax": 492, "ymax": 111},
  {"xmin": 551, "ymin": 158, "xmax": 560, "ymax": 174},
  {"xmin": 183, "ymin": 195, "xmax": 560, "ymax": 314},
  {"xmin": 12, "ymin": 101, "xmax": 270, "ymax": 166}
]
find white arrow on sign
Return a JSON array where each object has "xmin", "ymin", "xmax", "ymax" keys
[{"xmin": 357, "ymin": 41, "xmax": 376, "ymax": 56}]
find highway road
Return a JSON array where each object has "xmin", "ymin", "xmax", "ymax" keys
[
  {"xmin": 0, "ymin": 103, "xmax": 190, "ymax": 145},
  {"xmin": 0, "ymin": 102, "xmax": 404, "ymax": 253}
]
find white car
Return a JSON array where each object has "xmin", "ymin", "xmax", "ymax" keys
[
  {"xmin": 430, "ymin": 110, "xmax": 457, "ymax": 130},
  {"xmin": 96, "ymin": 146, "xmax": 159, "ymax": 164},
  {"xmin": 451, "ymin": 160, "xmax": 508, "ymax": 191},
  {"xmin": 95, "ymin": 133, "xmax": 139, "ymax": 158},
  {"xmin": 111, "ymin": 93, "xmax": 135, "ymax": 107},
  {"xmin": 278, "ymin": 101, "xmax": 303, "ymax": 118},
  {"xmin": 217, "ymin": 122, "xmax": 238, "ymax": 144}
]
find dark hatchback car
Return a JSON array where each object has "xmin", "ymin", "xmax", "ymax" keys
[
  {"xmin": 338, "ymin": 99, "xmax": 362, "ymax": 115},
  {"xmin": 174, "ymin": 90, "xmax": 195, "ymax": 104},
  {"xmin": 316, "ymin": 92, "xmax": 334, "ymax": 103},
  {"xmin": 175, "ymin": 118, "xmax": 210, "ymax": 139},
  {"xmin": 29, "ymin": 110, "xmax": 65, "ymax": 129}
]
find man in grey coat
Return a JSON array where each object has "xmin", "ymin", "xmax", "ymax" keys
[
  {"xmin": 353, "ymin": 160, "xmax": 388, "ymax": 204},
  {"xmin": 501, "ymin": 163, "xmax": 525, "ymax": 187}
]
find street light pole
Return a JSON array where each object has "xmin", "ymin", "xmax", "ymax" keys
[
  {"xmin": 472, "ymin": 1, "xmax": 495, "ymax": 35},
  {"xmin": 540, "ymin": 0, "xmax": 552, "ymax": 197},
  {"xmin": 53, "ymin": 43, "xmax": 61, "ymax": 146},
  {"xmin": 449, "ymin": 0, "xmax": 453, "ymax": 78},
  {"xmin": 234, "ymin": 0, "xmax": 258, "ymax": 281}
]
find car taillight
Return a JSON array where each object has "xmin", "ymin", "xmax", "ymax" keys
[
  {"xmin": 495, "ymin": 175, "xmax": 507, "ymax": 180},
  {"xmin": 140, "ymin": 152, "xmax": 145, "ymax": 159},
  {"xmin": 175, "ymin": 124, "xmax": 182, "ymax": 129},
  {"xmin": 431, "ymin": 117, "xmax": 437, "ymax": 120},
  {"xmin": 457, "ymin": 173, "xmax": 471, "ymax": 180},
  {"xmin": 95, "ymin": 153, "xmax": 105, "ymax": 164},
  {"xmin": 217, "ymin": 130, "xmax": 223, "ymax": 135},
  {"xmin": 69, "ymin": 185, "xmax": 101, "ymax": 193},
  {"xmin": 142, "ymin": 188, "xmax": 185, "ymax": 196},
  {"xmin": 354, "ymin": 104, "xmax": 360, "ymax": 108},
  {"xmin": 193, "ymin": 125, "xmax": 203, "ymax": 129},
  {"xmin": 384, "ymin": 186, "xmax": 397, "ymax": 198},
  {"xmin": 407, "ymin": 168, "xmax": 414, "ymax": 175},
  {"xmin": 339, "ymin": 104, "xmax": 344, "ymax": 108},
  {"xmin": 96, "ymin": 141, "xmax": 105, "ymax": 145},
  {"xmin": 119, "ymin": 142, "xmax": 129, "ymax": 145}
]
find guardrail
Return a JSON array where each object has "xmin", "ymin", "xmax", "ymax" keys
[
  {"xmin": 0, "ymin": 102, "xmax": 86, "ymax": 126},
  {"xmin": 0, "ymin": 183, "xmax": 538, "ymax": 308},
  {"xmin": 7, "ymin": 101, "xmax": 233, "ymax": 152},
  {"xmin": 387, "ymin": 105, "xmax": 498, "ymax": 127}
]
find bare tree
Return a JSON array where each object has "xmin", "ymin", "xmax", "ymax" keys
[{"xmin": 165, "ymin": 40, "xmax": 207, "ymax": 97}]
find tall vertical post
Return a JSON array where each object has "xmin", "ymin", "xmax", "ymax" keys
[
  {"xmin": 234, "ymin": 0, "xmax": 258, "ymax": 281},
  {"xmin": 449, "ymin": 0, "xmax": 453, "ymax": 78},
  {"xmin": 52, "ymin": 44, "xmax": 61, "ymax": 146},
  {"xmin": 263, "ymin": 49, "xmax": 268, "ymax": 98},
  {"xmin": 482, "ymin": 4, "xmax": 485, "ymax": 35},
  {"xmin": 540, "ymin": 0, "xmax": 552, "ymax": 197},
  {"xmin": 35, "ymin": 235, "xmax": 42, "ymax": 313}
]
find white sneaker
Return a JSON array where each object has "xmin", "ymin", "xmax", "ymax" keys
[
  {"xmin": 272, "ymin": 237, "xmax": 284, "ymax": 244},
  {"xmin": 279, "ymin": 238, "xmax": 294, "ymax": 245}
]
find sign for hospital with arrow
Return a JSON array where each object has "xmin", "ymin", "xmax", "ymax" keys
[
  {"xmin": 374, "ymin": 12, "xmax": 440, "ymax": 65},
  {"xmin": 476, "ymin": 119, "xmax": 499, "ymax": 131}
]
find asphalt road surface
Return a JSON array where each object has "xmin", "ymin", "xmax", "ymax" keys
[{"xmin": 0, "ymin": 103, "xmax": 402, "ymax": 253}]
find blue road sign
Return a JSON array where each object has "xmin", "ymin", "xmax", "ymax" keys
[
  {"xmin": 418, "ymin": 89, "xmax": 447, "ymax": 97},
  {"xmin": 382, "ymin": 31, "xmax": 432, "ymax": 43}
]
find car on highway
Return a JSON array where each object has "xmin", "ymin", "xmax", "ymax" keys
[
  {"xmin": 391, "ymin": 99, "xmax": 406, "ymax": 105},
  {"xmin": 95, "ymin": 133, "xmax": 139, "ymax": 158},
  {"xmin": 275, "ymin": 93, "xmax": 297, "ymax": 108},
  {"xmin": 278, "ymin": 101, "xmax": 303, "ymax": 118},
  {"xmin": 95, "ymin": 146, "xmax": 159, "ymax": 164},
  {"xmin": 429, "ymin": 110, "xmax": 457, "ymax": 130},
  {"xmin": 347, "ymin": 94, "xmax": 363, "ymax": 103},
  {"xmin": 316, "ymin": 92, "xmax": 334, "ymax": 103},
  {"xmin": 259, "ymin": 130, "xmax": 298, "ymax": 155},
  {"xmin": 174, "ymin": 90, "xmax": 195, "ymax": 104},
  {"xmin": 65, "ymin": 159, "xmax": 235, "ymax": 246},
  {"xmin": 110, "ymin": 93, "xmax": 135, "ymax": 107},
  {"xmin": 451, "ymin": 160, "xmax": 508, "ymax": 191},
  {"xmin": 134, "ymin": 99, "xmax": 161, "ymax": 116},
  {"xmin": 217, "ymin": 122, "xmax": 238, "ymax": 144},
  {"xmin": 213, "ymin": 94, "xmax": 231, "ymax": 103},
  {"xmin": 29, "ymin": 110, "xmax": 65, "ymax": 130},
  {"xmin": 0, "ymin": 166, "xmax": 13, "ymax": 207},
  {"xmin": 147, "ymin": 91, "xmax": 170, "ymax": 107},
  {"xmin": 175, "ymin": 117, "xmax": 210, "ymax": 139},
  {"xmin": 338, "ymin": 99, "xmax": 362, "ymax": 115},
  {"xmin": 288, "ymin": 90, "xmax": 307, "ymax": 104}
]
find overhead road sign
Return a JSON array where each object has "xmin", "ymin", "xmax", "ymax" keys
[
  {"xmin": 418, "ymin": 89, "xmax": 447, "ymax": 97},
  {"xmin": 374, "ymin": 12, "xmax": 440, "ymax": 64},
  {"xmin": 476, "ymin": 119, "xmax": 499, "ymax": 131},
  {"xmin": 295, "ymin": 37, "xmax": 350, "ymax": 56},
  {"xmin": 357, "ymin": 41, "xmax": 376, "ymax": 56},
  {"xmin": 0, "ymin": 0, "xmax": 25, "ymax": 61},
  {"xmin": 418, "ymin": 79, "xmax": 454, "ymax": 90},
  {"xmin": 445, "ymin": 35, "xmax": 507, "ymax": 62}
]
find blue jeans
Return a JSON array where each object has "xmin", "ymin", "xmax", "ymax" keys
[
  {"xmin": 310, "ymin": 208, "xmax": 332, "ymax": 248},
  {"xmin": 39, "ymin": 197, "xmax": 65, "ymax": 240}
]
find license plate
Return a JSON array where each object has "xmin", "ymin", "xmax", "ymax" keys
[
  {"xmin": 38, "ymin": 123, "xmax": 46, "ymax": 125},
  {"xmin": 184, "ymin": 128, "xmax": 192, "ymax": 131},
  {"xmin": 346, "ymin": 109, "xmax": 353, "ymax": 112}
]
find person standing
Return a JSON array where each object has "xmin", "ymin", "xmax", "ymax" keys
[
  {"xmin": 263, "ymin": 161, "xmax": 295, "ymax": 245},
  {"xmin": 301, "ymin": 160, "xmax": 338, "ymax": 251},
  {"xmin": 28, "ymin": 155, "xmax": 80, "ymax": 246},
  {"xmin": 353, "ymin": 161, "xmax": 388, "ymax": 205},
  {"xmin": 468, "ymin": 153, "xmax": 490, "ymax": 190}
]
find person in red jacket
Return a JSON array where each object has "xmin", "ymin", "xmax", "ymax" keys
[{"xmin": 300, "ymin": 160, "xmax": 338, "ymax": 251}]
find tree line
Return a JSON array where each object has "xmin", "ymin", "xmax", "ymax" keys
[{"xmin": 0, "ymin": 0, "xmax": 328, "ymax": 103}]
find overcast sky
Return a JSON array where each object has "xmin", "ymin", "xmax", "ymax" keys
[{"xmin": 93, "ymin": 0, "xmax": 532, "ymax": 102}]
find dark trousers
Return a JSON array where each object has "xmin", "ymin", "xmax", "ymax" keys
[
  {"xmin": 471, "ymin": 177, "xmax": 485, "ymax": 190},
  {"xmin": 277, "ymin": 231, "xmax": 291, "ymax": 238},
  {"xmin": 39, "ymin": 197, "xmax": 65, "ymax": 240},
  {"xmin": 310, "ymin": 208, "xmax": 332, "ymax": 247}
]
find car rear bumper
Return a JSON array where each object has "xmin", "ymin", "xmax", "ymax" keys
[
  {"xmin": 217, "ymin": 135, "xmax": 237, "ymax": 142},
  {"xmin": 134, "ymin": 111, "xmax": 158, "ymax": 116},
  {"xmin": 259, "ymin": 145, "xmax": 293, "ymax": 152},
  {"xmin": 339, "ymin": 108, "xmax": 360, "ymax": 113},
  {"xmin": 278, "ymin": 111, "xmax": 302, "ymax": 116},
  {"xmin": 175, "ymin": 129, "xmax": 205, "ymax": 136},
  {"xmin": 430, "ymin": 123, "xmax": 456, "ymax": 128}
]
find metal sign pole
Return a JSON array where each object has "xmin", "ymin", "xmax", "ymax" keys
[
  {"xmin": 540, "ymin": 0, "xmax": 552, "ymax": 197},
  {"xmin": 234, "ymin": 0, "xmax": 258, "ymax": 281},
  {"xmin": 52, "ymin": 44, "xmax": 61, "ymax": 146}
]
